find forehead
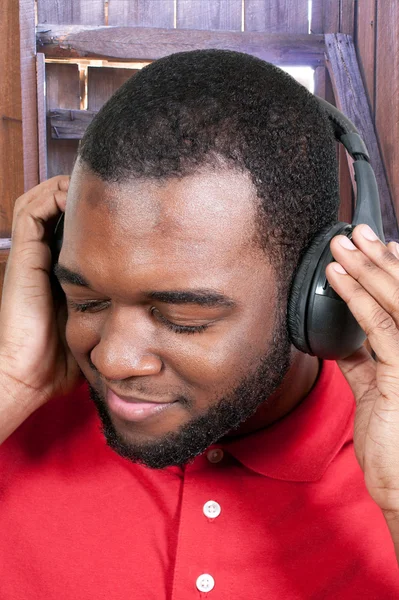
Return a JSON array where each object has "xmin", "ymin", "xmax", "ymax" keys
[
  {"xmin": 62, "ymin": 164, "xmax": 271, "ymax": 291},
  {"xmin": 69, "ymin": 162, "xmax": 257, "ymax": 225}
]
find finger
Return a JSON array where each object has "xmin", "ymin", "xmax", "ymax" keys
[
  {"xmin": 32, "ymin": 175, "xmax": 70, "ymax": 195},
  {"xmin": 11, "ymin": 177, "xmax": 69, "ymax": 236},
  {"xmin": 13, "ymin": 176, "xmax": 70, "ymax": 212},
  {"xmin": 387, "ymin": 240, "xmax": 399, "ymax": 260},
  {"xmin": 328, "ymin": 225, "xmax": 399, "ymax": 328},
  {"xmin": 56, "ymin": 176, "xmax": 70, "ymax": 193},
  {"xmin": 11, "ymin": 188, "xmax": 68, "ymax": 241},
  {"xmin": 4, "ymin": 182, "xmax": 69, "ymax": 315},
  {"xmin": 351, "ymin": 224, "xmax": 399, "ymax": 277},
  {"xmin": 325, "ymin": 261, "xmax": 399, "ymax": 367}
]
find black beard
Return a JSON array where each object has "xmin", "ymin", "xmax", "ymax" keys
[{"xmin": 88, "ymin": 305, "xmax": 292, "ymax": 469}]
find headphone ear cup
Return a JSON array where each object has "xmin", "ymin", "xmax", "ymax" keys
[{"xmin": 287, "ymin": 225, "xmax": 337, "ymax": 355}]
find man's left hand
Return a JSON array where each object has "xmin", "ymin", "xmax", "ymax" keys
[{"xmin": 326, "ymin": 223, "xmax": 399, "ymax": 560}]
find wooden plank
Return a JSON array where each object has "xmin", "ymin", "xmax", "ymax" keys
[
  {"xmin": 19, "ymin": 0, "xmax": 39, "ymax": 192},
  {"xmin": 46, "ymin": 63, "xmax": 80, "ymax": 177},
  {"xmin": 325, "ymin": 33, "xmax": 399, "ymax": 240},
  {"xmin": 314, "ymin": 65, "xmax": 326, "ymax": 98},
  {"xmin": 311, "ymin": 0, "xmax": 354, "ymax": 35},
  {"xmin": 36, "ymin": 53, "xmax": 48, "ymax": 182},
  {"xmin": 324, "ymin": 67, "xmax": 335, "ymax": 106},
  {"xmin": 37, "ymin": 0, "xmax": 105, "ymax": 25},
  {"xmin": 49, "ymin": 108, "xmax": 95, "ymax": 139},
  {"xmin": 310, "ymin": 0, "xmax": 323, "ymax": 33},
  {"xmin": 0, "ymin": 0, "xmax": 24, "ymax": 237},
  {"xmin": 312, "ymin": 0, "xmax": 339, "ymax": 33},
  {"xmin": 338, "ymin": 144, "xmax": 354, "ymax": 223},
  {"xmin": 108, "ymin": 0, "xmax": 175, "ymax": 28},
  {"xmin": 356, "ymin": 0, "xmax": 376, "ymax": 115},
  {"xmin": 177, "ymin": 0, "xmax": 242, "ymax": 31},
  {"xmin": 36, "ymin": 26, "xmax": 326, "ymax": 66},
  {"xmin": 324, "ymin": 0, "xmax": 340, "ymax": 32},
  {"xmin": 245, "ymin": 0, "xmax": 309, "ymax": 33},
  {"xmin": 87, "ymin": 67, "xmax": 137, "ymax": 111},
  {"xmin": 340, "ymin": 0, "xmax": 355, "ymax": 35},
  {"xmin": 375, "ymin": 2, "xmax": 399, "ymax": 238}
]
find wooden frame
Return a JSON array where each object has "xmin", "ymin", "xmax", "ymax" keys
[
  {"xmin": 49, "ymin": 108, "xmax": 96, "ymax": 140},
  {"xmin": 20, "ymin": 1, "xmax": 39, "ymax": 191},
  {"xmin": 36, "ymin": 25, "xmax": 325, "ymax": 66},
  {"xmin": 36, "ymin": 53, "xmax": 48, "ymax": 182}
]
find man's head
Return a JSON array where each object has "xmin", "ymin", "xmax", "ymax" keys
[{"xmin": 57, "ymin": 50, "xmax": 339, "ymax": 469}]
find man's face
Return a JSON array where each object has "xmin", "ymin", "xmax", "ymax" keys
[{"xmin": 58, "ymin": 163, "xmax": 293, "ymax": 468}]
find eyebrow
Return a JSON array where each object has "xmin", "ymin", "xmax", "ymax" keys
[
  {"xmin": 53, "ymin": 264, "xmax": 90, "ymax": 287},
  {"xmin": 53, "ymin": 264, "xmax": 236, "ymax": 309},
  {"xmin": 148, "ymin": 290, "xmax": 236, "ymax": 308}
]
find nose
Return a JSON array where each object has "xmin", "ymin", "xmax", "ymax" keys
[{"xmin": 90, "ymin": 307, "xmax": 163, "ymax": 381}]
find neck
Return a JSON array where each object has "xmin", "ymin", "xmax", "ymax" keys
[{"xmin": 225, "ymin": 350, "xmax": 321, "ymax": 438}]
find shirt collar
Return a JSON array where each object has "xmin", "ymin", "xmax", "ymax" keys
[{"xmin": 222, "ymin": 360, "xmax": 355, "ymax": 482}]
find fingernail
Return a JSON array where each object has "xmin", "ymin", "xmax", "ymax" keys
[
  {"xmin": 360, "ymin": 225, "xmax": 378, "ymax": 241},
  {"xmin": 338, "ymin": 236, "xmax": 356, "ymax": 250},
  {"xmin": 332, "ymin": 263, "xmax": 347, "ymax": 274}
]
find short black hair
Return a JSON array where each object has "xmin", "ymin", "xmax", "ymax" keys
[{"xmin": 79, "ymin": 49, "xmax": 339, "ymax": 299}]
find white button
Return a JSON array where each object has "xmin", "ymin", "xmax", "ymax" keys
[
  {"xmin": 207, "ymin": 448, "xmax": 224, "ymax": 463},
  {"xmin": 203, "ymin": 500, "xmax": 221, "ymax": 519},
  {"xmin": 196, "ymin": 574, "xmax": 215, "ymax": 592}
]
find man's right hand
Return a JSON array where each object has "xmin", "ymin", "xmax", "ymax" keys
[{"xmin": 0, "ymin": 176, "xmax": 83, "ymax": 443}]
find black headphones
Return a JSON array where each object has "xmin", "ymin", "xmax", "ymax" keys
[
  {"xmin": 287, "ymin": 96, "xmax": 384, "ymax": 360},
  {"xmin": 52, "ymin": 97, "xmax": 384, "ymax": 361}
]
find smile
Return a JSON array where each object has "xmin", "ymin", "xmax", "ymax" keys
[{"xmin": 106, "ymin": 389, "xmax": 178, "ymax": 422}]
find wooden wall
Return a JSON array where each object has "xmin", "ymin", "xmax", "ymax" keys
[
  {"xmin": 0, "ymin": 0, "xmax": 24, "ymax": 290},
  {"xmin": 0, "ymin": 0, "xmax": 24, "ymax": 237},
  {"xmin": 0, "ymin": 0, "xmax": 23, "ymax": 237},
  {"xmin": 0, "ymin": 0, "xmax": 37, "ymax": 230},
  {"xmin": 356, "ymin": 1, "xmax": 399, "ymax": 237}
]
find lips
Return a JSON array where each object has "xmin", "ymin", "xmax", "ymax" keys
[
  {"xmin": 106, "ymin": 385, "xmax": 175, "ymax": 404},
  {"xmin": 106, "ymin": 388, "xmax": 177, "ymax": 422}
]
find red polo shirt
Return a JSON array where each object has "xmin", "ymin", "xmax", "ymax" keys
[{"xmin": 0, "ymin": 359, "xmax": 398, "ymax": 599}]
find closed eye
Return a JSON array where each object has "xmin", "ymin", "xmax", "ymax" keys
[
  {"xmin": 66, "ymin": 301, "xmax": 210, "ymax": 334},
  {"xmin": 67, "ymin": 300, "xmax": 110, "ymax": 313},
  {"xmin": 150, "ymin": 307, "xmax": 209, "ymax": 334}
]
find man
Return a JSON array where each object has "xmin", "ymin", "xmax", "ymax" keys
[{"xmin": 0, "ymin": 50, "xmax": 399, "ymax": 598}]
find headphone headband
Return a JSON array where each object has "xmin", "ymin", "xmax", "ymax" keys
[{"xmin": 316, "ymin": 96, "xmax": 384, "ymax": 244}]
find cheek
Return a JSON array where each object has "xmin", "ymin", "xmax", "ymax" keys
[
  {"xmin": 160, "ymin": 308, "xmax": 277, "ymax": 393},
  {"xmin": 65, "ymin": 314, "xmax": 100, "ymax": 363}
]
